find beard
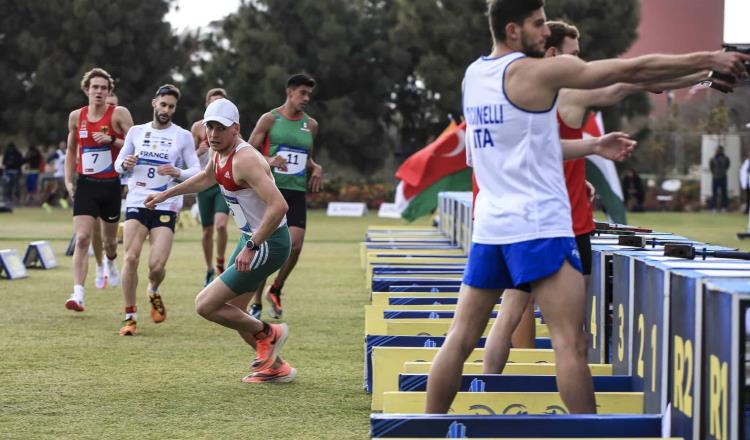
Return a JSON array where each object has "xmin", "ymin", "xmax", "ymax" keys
[
  {"xmin": 154, "ymin": 109, "xmax": 172, "ymax": 125},
  {"xmin": 520, "ymin": 31, "xmax": 545, "ymax": 58}
]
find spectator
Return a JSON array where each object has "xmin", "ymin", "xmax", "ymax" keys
[
  {"xmin": 43, "ymin": 141, "xmax": 68, "ymax": 209},
  {"xmin": 622, "ymin": 167, "xmax": 645, "ymax": 212},
  {"xmin": 740, "ymin": 152, "xmax": 750, "ymax": 214},
  {"xmin": 709, "ymin": 145, "xmax": 730, "ymax": 212},
  {"xmin": 24, "ymin": 144, "xmax": 44, "ymax": 205},
  {"xmin": 2, "ymin": 143, "xmax": 24, "ymax": 203}
]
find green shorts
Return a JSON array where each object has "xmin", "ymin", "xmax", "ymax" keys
[
  {"xmin": 197, "ymin": 184, "xmax": 229, "ymax": 226},
  {"xmin": 219, "ymin": 225, "xmax": 291, "ymax": 295}
]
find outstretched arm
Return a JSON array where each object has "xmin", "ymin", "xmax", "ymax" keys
[{"xmin": 561, "ymin": 132, "xmax": 636, "ymax": 161}]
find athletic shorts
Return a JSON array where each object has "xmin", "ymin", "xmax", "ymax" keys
[
  {"xmin": 280, "ymin": 188, "xmax": 307, "ymax": 229},
  {"xmin": 220, "ymin": 225, "xmax": 291, "ymax": 295},
  {"xmin": 463, "ymin": 237, "xmax": 583, "ymax": 291},
  {"xmin": 73, "ymin": 176, "xmax": 122, "ymax": 223},
  {"xmin": 197, "ymin": 184, "xmax": 229, "ymax": 226},
  {"xmin": 125, "ymin": 207, "xmax": 177, "ymax": 232},
  {"xmin": 575, "ymin": 232, "xmax": 593, "ymax": 275}
]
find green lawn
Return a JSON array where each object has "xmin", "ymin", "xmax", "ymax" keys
[
  {"xmin": 0, "ymin": 208, "xmax": 430, "ymax": 440},
  {"xmin": 0, "ymin": 207, "xmax": 745, "ymax": 439}
]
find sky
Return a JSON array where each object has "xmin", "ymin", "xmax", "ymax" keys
[{"xmin": 165, "ymin": 0, "xmax": 242, "ymax": 33}]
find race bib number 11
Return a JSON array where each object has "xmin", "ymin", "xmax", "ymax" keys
[{"xmin": 275, "ymin": 145, "xmax": 308, "ymax": 176}]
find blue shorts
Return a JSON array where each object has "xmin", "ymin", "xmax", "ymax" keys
[{"xmin": 463, "ymin": 237, "xmax": 583, "ymax": 291}]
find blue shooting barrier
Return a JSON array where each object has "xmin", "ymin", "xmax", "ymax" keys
[
  {"xmin": 398, "ymin": 374, "xmax": 634, "ymax": 393},
  {"xmin": 700, "ymin": 279, "xmax": 750, "ymax": 440},
  {"xmin": 373, "ymin": 277, "xmax": 462, "ymax": 292},
  {"xmin": 370, "ymin": 414, "xmax": 663, "ymax": 438},
  {"xmin": 380, "ymin": 310, "xmax": 541, "ymax": 320},
  {"xmin": 372, "ymin": 266, "xmax": 465, "ymax": 275},
  {"xmin": 363, "ymin": 335, "xmax": 552, "ymax": 393},
  {"xmin": 386, "ymin": 296, "xmax": 466, "ymax": 305},
  {"xmin": 610, "ymin": 250, "xmax": 740, "ymax": 414},
  {"xmin": 669, "ymin": 267, "xmax": 750, "ymax": 440}
]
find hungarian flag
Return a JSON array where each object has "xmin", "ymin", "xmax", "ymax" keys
[
  {"xmin": 395, "ymin": 121, "xmax": 472, "ymax": 222},
  {"xmin": 582, "ymin": 112, "xmax": 627, "ymax": 224}
]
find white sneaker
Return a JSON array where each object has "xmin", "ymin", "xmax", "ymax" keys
[
  {"xmin": 64, "ymin": 294, "xmax": 85, "ymax": 312},
  {"xmin": 94, "ymin": 265, "xmax": 106, "ymax": 289},
  {"xmin": 106, "ymin": 259, "xmax": 120, "ymax": 287}
]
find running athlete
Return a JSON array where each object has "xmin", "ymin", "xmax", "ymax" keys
[
  {"xmin": 114, "ymin": 84, "xmax": 200, "ymax": 336},
  {"xmin": 64, "ymin": 68, "xmax": 133, "ymax": 312},
  {"xmin": 191, "ymin": 88, "xmax": 230, "ymax": 286},
  {"xmin": 145, "ymin": 98, "xmax": 296, "ymax": 383},
  {"xmin": 425, "ymin": 0, "xmax": 749, "ymax": 414},
  {"xmin": 482, "ymin": 20, "xmax": 709, "ymax": 372},
  {"xmin": 247, "ymin": 74, "xmax": 323, "ymax": 319}
]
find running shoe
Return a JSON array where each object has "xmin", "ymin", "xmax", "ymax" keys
[
  {"xmin": 266, "ymin": 287, "xmax": 283, "ymax": 319},
  {"xmin": 205, "ymin": 269, "xmax": 215, "ymax": 287},
  {"xmin": 249, "ymin": 304, "xmax": 262, "ymax": 320},
  {"xmin": 64, "ymin": 295, "xmax": 85, "ymax": 312},
  {"xmin": 119, "ymin": 318, "xmax": 137, "ymax": 336},
  {"xmin": 216, "ymin": 263, "xmax": 225, "ymax": 275},
  {"xmin": 94, "ymin": 265, "xmax": 106, "ymax": 289},
  {"xmin": 242, "ymin": 361, "xmax": 297, "ymax": 383},
  {"xmin": 106, "ymin": 259, "xmax": 120, "ymax": 287},
  {"xmin": 149, "ymin": 292, "xmax": 167, "ymax": 323},
  {"xmin": 252, "ymin": 323, "xmax": 288, "ymax": 372}
]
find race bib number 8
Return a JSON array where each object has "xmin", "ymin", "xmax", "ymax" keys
[
  {"xmin": 275, "ymin": 145, "xmax": 308, "ymax": 176},
  {"xmin": 133, "ymin": 162, "xmax": 171, "ymax": 190},
  {"xmin": 81, "ymin": 147, "xmax": 112, "ymax": 175}
]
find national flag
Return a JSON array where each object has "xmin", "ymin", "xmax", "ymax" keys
[
  {"xmin": 582, "ymin": 112, "xmax": 627, "ymax": 224},
  {"xmin": 394, "ymin": 121, "xmax": 471, "ymax": 221}
]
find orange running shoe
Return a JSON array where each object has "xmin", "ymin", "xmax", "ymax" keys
[
  {"xmin": 242, "ymin": 360, "xmax": 297, "ymax": 383},
  {"xmin": 119, "ymin": 318, "xmax": 137, "ymax": 336},
  {"xmin": 252, "ymin": 323, "xmax": 288, "ymax": 372},
  {"xmin": 265, "ymin": 287, "xmax": 283, "ymax": 319},
  {"xmin": 149, "ymin": 292, "xmax": 166, "ymax": 323}
]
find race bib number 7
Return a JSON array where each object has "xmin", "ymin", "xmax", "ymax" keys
[
  {"xmin": 81, "ymin": 146, "xmax": 112, "ymax": 175},
  {"xmin": 274, "ymin": 145, "xmax": 308, "ymax": 176}
]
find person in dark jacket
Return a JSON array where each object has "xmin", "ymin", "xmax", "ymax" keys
[{"xmin": 710, "ymin": 145, "xmax": 730, "ymax": 212}]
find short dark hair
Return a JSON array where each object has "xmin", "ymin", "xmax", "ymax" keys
[
  {"xmin": 287, "ymin": 73, "xmax": 316, "ymax": 89},
  {"xmin": 487, "ymin": 0, "xmax": 545, "ymax": 42},
  {"xmin": 154, "ymin": 84, "xmax": 181, "ymax": 100},
  {"xmin": 545, "ymin": 20, "xmax": 580, "ymax": 50},
  {"xmin": 205, "ymin": 88, "xmax": 227, "ymax": 103}
]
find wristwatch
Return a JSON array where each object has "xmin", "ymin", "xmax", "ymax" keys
[{"xmin": 246, "ymin": 238, "xmax": 261, "ymax": 251}]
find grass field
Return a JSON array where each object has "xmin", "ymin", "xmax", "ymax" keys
[{"xmin": 0, "ymin": 207, "xmax": 747, "ymax": 439}]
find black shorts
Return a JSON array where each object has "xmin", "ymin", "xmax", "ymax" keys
[
  {"xmin": 125, "ymin": 207, "xmax": 177, "ymax": 232},
  {"xmin": 280, "ymin": 188, "xmax": 307, "ymax": 229},
  {"xmin": 575, "ymin": 232, "xmax": 593, "ymax": 275},
  {"xmin": 73, "ymin": 176, "xmax": 121, "ymax": 223}
]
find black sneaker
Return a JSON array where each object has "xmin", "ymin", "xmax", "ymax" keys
[
  {"xmin": 205, "ymin": 269, "xmax": 215, "ymax": 287},
  {"xmin": 266, "ymin": 287, "xmax": 283, "ymax": 319}
]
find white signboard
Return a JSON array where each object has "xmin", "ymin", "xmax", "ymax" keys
[
  {"xmin": 23, "ymin": 241, "xmax": 58, "ymax": 269},
  {"xmin": 327, "ymin": 202, "xmax": 368, "ymax": 217},
  {"xmin": 377, "ymin": 203, "xmax": 402, "ymax": 219},
  {"xmin": 0, "ymin": 249, "xmax": 28, "ymax": 279}
]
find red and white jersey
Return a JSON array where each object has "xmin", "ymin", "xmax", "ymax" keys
[
  {"xmin": 214, "ymin": 142, "xmax": 286, "ymax": 235},
  {"xmin": 76, "ymin": 105, "xmax": 123, "ymax": 179},
  {"xmin": 559, "ymin": 113, "xmax": 595, "ymax": 236}
]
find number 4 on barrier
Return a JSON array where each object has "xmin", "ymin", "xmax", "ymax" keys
[
  {"xmin": 0, "ymin": 249, "xmax": 28, "ymax": 279},
  {"xmin": 23, "ymin": 241, "xmax": 58, "ymax": 269}
]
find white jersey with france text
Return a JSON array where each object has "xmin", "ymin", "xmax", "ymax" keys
[
  {"xmin": 463, "ymin": 52, "xmax": 573, "ymax": 244},
  {"xmin": 115, "ymin": 123, "xmax": 200, "ymax": 212}
]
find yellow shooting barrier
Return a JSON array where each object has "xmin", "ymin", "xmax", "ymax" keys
[
  {"xmin": 381, "ymin": 391, "xmax": 644, "ymax": 414},
  {"xmin": 371, "ymin": 347, "xmax": 555, "ymax": 411},
  {"xmin": 367, "ymin": 256, "xmax": 468, "ymax": 265},
  {"xmin": 366, "ymin": 226, "xmax": 440, "ymax": 232},
  {"xmin": 366, "ymin": 267, "xmax": 463, "ymax": 288},
  {"xmin": 402, "ymin": 362, "xmax": 614, "ymax": 375},
  {"xmin": 364, "ymin": 305, "xmax": 544, "ymax": 335},
  {"xmin": 371, "ymin": 292, "xmax": 459, "ymax": 307}
]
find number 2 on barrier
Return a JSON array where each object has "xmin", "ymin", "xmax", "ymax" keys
[
  {"xmin": 673, "ymin": 334, "xmax": 693, "ymax": 417},
  {"xmin": 637, "ymin": 314, "xmax": 645, "ymax": 378}
]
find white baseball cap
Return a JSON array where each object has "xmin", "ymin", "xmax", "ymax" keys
[{"xmin": 203, "ymin": 98, "xmax": 239, "ymax": 127}]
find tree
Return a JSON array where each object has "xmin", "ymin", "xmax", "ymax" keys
[{"xmin": 0, "ymin": 0, "xmax": 192, "ymax": 145}]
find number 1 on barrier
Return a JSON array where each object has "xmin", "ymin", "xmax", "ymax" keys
[{"xmin": 650, "ymin": 324, "xmax": 657, "ymax": 393}]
